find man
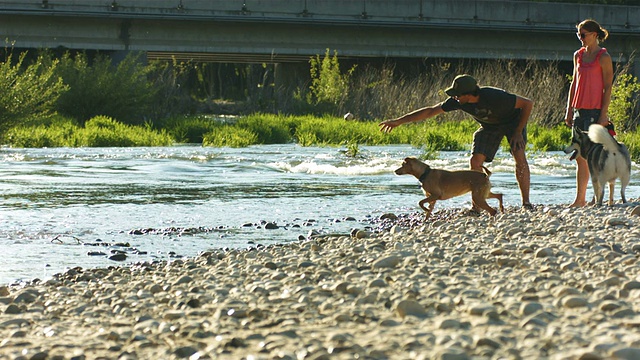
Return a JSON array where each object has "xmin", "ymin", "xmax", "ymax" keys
[{"xmin": 379, "ymin": 74, "xmax": 533, "ymax": 209}]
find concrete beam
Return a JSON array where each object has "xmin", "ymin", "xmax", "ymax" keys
[{"xmin": 1, "ymin": 0, "xmax": 639, "ymax": 69}]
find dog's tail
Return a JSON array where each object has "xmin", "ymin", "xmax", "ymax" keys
[
  {"xmin": 588, "ymin": 124, "xmax": 619, "ymax": 150},
  {"xmin": 481, "ymin": 166, "xmax": 492, "ymax": 177}
]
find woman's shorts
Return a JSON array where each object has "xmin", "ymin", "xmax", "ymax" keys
[
  {"xmin": 573, "ymin": 109, "xmax": 601, "ymax": 131},
  {"xmin": 472, "ymin": 123, "xmax": 527, "ymax": 163}
]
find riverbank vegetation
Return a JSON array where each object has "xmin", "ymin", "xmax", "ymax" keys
[
  {"xmin": 5, "ymin": 115, "xmax": 172, "ymax": 147},
  {"xmin": 1, "ymin": 46, "xmax": 640, "ymax": 159}
]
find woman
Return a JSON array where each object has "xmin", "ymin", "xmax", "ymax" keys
[{"xmin": 565, "ymin": 19, "xmax": 613, "ymax": 207}]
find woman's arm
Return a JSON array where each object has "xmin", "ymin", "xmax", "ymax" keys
[
  {"xmin": 599, "ymin": 51, "xmax": 614, "ymax": 124},
  {"xmin": 565, "ymin": 51, "xmax": 579, "ymax": 126}
]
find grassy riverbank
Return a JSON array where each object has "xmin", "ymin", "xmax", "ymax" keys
[
  {"xmin": 10, "ymin": 112, "xmax": 640, "ymax": 162},
  {"xmin": 3, "ymin": 48, "xmax": 640, "ymax": 159}
]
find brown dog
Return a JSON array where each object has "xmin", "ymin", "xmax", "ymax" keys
[{"xmin": 395, "ymin": 157, "xmax": 504, "ymax": 220}]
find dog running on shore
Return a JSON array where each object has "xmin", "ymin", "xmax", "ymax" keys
[
  {"xmin": 564, "ymin": 124, "xmax": 631, "ymax": 206},
  {"xmin": 394, "ymin": 157, "xmax": 504, "ymax": 220}
]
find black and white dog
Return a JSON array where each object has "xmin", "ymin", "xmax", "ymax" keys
[{"xmin": 564, "ymin": 124, "xmax": 631, "ymax": 206}]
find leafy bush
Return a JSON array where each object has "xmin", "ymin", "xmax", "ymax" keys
[
  {"xmin": 0, "ymin": 50, "xmax": 68, "ymax": 132},
  {"xmin": 54, "ymin": 52, "xmax": 155, "ymax": 125},
  {"xmin": 307, "ymin": 49, "xmax": 356, "ymax": 114},
  {"xmin": 610, "ymin": 73, "xmax": 640, "ymax": 132}
]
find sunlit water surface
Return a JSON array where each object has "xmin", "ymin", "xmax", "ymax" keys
[{"xmin": 1, "ymin": 144, "xmax": 638, "ymax": 285}]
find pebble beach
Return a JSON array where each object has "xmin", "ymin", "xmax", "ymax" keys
[{"xmin": 2, "ymin": 203, "xmax": 640, "ymax": 360}]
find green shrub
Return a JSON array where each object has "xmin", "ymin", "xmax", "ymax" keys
[
  {"xmin": 307, "ymin": 49, "xmax": 356, "ymax": 114},
  {"xmin": 0, "ymin": 50, "xmax": 68, "ymax": 133},
  {"xmin": 54, "ymin": 52, "xmax": 155, "ymax": 125},
  {"xmin": 610, "ymin": 73, "xmax": 640, "ymax": 131}
]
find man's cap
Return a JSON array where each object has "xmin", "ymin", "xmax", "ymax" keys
[{"xmin": 445, "ymin": 74, "xmax": 478, "ymax": 97}]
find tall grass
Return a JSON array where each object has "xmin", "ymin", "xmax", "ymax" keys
[
  {"xmin": 618, "ymin": 133, "xmax": 640, "ymax": 161},
  {"xmin": 316, "ymin": 59, "xmax": 569, "ymax": 128},
  {"xmin": 199, "ymin": 113, "xmax": 573, "ymax": 151},
  {"xmin": 12, "ymin": 112, "xmax": 640, "ymax": 163},
  {"xmin": 6, "ymin": 116, "xmax": 173, "ymax": 147},
  {"xmin": 161, "ymin": 116, "xmax": 221, "ymax": 143},
  {"xmin": 202, "ymin": 126, "xmax": 258, "ymax": 147},
  {"xmin": 528, "ymin": 124, "xmax": 572, "ymax": 152},
  {"xmin": 196, "ymin": 114, "xmax": 485, "ymax": 151}
]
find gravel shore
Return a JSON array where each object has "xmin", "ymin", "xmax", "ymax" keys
[{"xmin": 2, "ymin": 203, "xmax": 640, "ymax": 359}]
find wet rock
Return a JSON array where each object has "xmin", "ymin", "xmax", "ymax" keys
[
  {"xmin": 108, "ymin": 253, "xmax": 127, "ymax": 261},
  {"xmin": 380, "ymin": 213, "xmax": 398, "ymax": 221},
  {"xmin": 4, "ymin": 304, "xmax": 21, "ymax": 314},
  {"xmin": 264, "ymin": 222, "xmax": 279, "ymax": 230}
]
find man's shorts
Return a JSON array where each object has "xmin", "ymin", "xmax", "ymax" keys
[{"xmin": 472, "ymin": 122, "xmax": 527, "ymax": 163}]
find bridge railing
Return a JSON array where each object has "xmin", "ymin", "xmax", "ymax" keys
[{"xmin": 0, "ymin": 0, "xmax": 637, "ymax": 33}]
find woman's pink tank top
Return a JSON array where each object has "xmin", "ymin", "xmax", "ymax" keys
[{"xmin": 571, "ymin": 47, "xmax": 606, "ymax": 110}]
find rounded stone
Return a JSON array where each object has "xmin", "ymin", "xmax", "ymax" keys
[
  {"xmin": 562, "ymin": 296, "xmax": 589, "ymax": 308},
  {"xmin": 396, "ymin": 299, "xmax": 428, "ymax": 319},
  {"xmin": 520, "ymin": 302, "xmax": 543, "ymax": 316}
]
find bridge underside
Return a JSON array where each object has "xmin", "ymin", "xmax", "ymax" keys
[
  {"xmin": 2, "ymin": 12, "xmax": 638, "ymax": 65},
  {"xmin": 1, "ymin": 0, "xmax": 640, "ymax": 79}
]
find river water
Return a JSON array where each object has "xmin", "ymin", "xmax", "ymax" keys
[{"xmin": 0, "ymin": 144, "xmax": 637, "ymax": 285}]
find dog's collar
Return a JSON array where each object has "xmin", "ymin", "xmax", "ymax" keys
[{"xmin": 418, "ymin": 168, "xmax": 431, "ymax": 183}]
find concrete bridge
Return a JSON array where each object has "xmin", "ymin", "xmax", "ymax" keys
[{"xmin": 1, "ymin": 0, "xmax": 640, "ymax": 74}]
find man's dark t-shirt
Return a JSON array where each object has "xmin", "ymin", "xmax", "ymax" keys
[{"xmin": 439, "ymin": 87, "xmax": 519, "ymax": 126}]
